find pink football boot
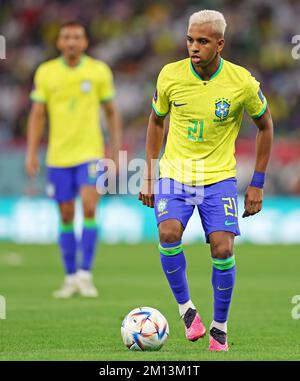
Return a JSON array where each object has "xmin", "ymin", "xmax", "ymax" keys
[
  {"xmin": 209, "ymin": 327, "xmax": 229, "ymax": 351},
  {"xmin": 183, "ymin": 308, "xmax": 206, "ymax": 341}
]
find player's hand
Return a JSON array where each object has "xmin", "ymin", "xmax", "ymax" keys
[
  {"xmin": 25, "ymin": 154, "xmax": 40, "ymax": 178},
  {"xmin": 243, "ymin": 186, "xmax": 263, "ymax": 218},
  {"xmin": 139, "ymin": 179, "xmax": 155, "ymax": 208}
]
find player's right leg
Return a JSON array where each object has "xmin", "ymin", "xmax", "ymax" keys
[
  {"xmin": 47, "ymin": 166, "xmax": 78, "ymax": 298},
  {"xmin": 154, "ymin": 178, "xmax": 206, "ymax": 341}
]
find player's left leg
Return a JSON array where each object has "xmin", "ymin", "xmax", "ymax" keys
[
  {"xmin": 209, "ymin": 231, "xmax": 236, "ymax": 351},
  {"xmin": 76, "ymin": 184, "xmax": 99, "ymax": 297},
  {"xmin": 197, "ymin": 178, "xmax": 239, "ymax": 351},
  {"xmin": 76, "ymin": 161, "xmax": 100, "ymax": 297}
]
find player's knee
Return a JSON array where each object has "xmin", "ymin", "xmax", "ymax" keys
[
  {"xmin": 211, "ymin": 243, "xmax": 233, "ymax": 259},
  {"xmin": 60, "ymin": 207, "xmax": 74, "ymax": 224},
  {"xmin": 61, "ymin": 212, "xmax": 74, "ymax": 224},
  {"xmin": 159, "ymin": 227, "xmax": 182, "ymax": 244},
  {"xmin": 83, "ymin": 204, "xmax": 96, "ymax": 219}
]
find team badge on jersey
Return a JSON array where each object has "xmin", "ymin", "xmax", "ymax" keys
[
  {"xmin": 215, "ymin": 98, "xmax": 231, "ymax": 121},
  {"xmin": 80, "ymin": 80, "xmax": 92, "ymax": 93}
]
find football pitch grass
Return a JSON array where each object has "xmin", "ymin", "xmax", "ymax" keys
[{"xmin": 0, "ymin": 242, "xmax": 300, "ymax": 361}]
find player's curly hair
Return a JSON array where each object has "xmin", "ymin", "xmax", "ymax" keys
[{"xmin": 189, "ymin": 10, "xmax": 227, "ymax": 37}]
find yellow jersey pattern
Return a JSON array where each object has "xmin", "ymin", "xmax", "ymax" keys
[
  {"xmin": 31, "ymin": 55, "xmax": 115, "ymax": 167},
  {"xmin": 152, "ymin": 58, "xmax": 267, "ymax": 185}
]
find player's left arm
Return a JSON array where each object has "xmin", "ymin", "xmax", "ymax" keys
[
  {"xmin": 243, "ymin": 105, "xmax": 273, "ymax": 217},
  {"xmin": 102, "ymin": 100, "xmax": 122, "ymax": 173}
]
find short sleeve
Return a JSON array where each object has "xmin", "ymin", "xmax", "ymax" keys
[
  {"xmin": 99, "ymin": 64, "xmax": 115, "ymax": 103},
  {"xmin": 152, "ymin": 69, "xmax": 169, "ymax": 116},
  {"xmin": 244, "ymin": 74, "xmax": 267, "ymax": 119},
  {"xmin": 30, "ymin": 66, "xmax": 48, "ymax": 103}
]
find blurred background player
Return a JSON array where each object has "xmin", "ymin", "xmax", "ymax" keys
[
  {"xmin": 139, "ymin": 10, "xmax": 273, "ymax": 351},
  {"xmin": 25, "ymin": 21, "xmax": 122, "ymax": 298}
]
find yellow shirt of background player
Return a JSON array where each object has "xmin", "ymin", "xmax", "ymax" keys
[
  {"xmin": 31, "ymin": 55, "xmax": 115, "ymax": 167},
  {"xmin": 152, "ymin": 58, "xmax": 267, "ymax": 186}
]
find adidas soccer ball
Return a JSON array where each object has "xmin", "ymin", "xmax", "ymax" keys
[{"xmin": 121, "ymin": 307, "xmax": 169, "ymax": 351}]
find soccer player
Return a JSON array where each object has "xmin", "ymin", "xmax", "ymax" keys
[
  {"xmin": 139, "ymin": 10, "xmax": 273, "ymax": 351},
  {"xmin": 26, "ymin": 21, "xmax": 122, "ymax": 298}
]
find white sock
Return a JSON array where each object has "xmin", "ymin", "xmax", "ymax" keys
[
  {"xmin": 65, "ymin": 274, "xmax": 76, "ymax": 284},
  {"xmin": 210, "ymin": 320, "xmax": 227, "ymax": 333},
  {"xmin": 178, "ymin": 300, "xmax": 196, "ymax": 317},
  {"xmin": 77, "ymin": 269, "xmax": 92, "ymax": 279}
]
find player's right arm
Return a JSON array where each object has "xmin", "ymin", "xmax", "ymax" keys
[
  {"xmin": 25, "ymin": 102, "xmax": 46, "ymax": 177},
  {"xmin": 25, "ymin": 65, "xmax": 48, "ymax": 177},
  {"xmin": 139, "ymin": 68, "xmax": 169, "ymax": 208},
  {"xmin": 139, "ymin": 110, "xmax": 166, "ymax": 208}
]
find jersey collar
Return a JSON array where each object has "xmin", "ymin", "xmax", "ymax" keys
[
  {"xmin": 60, "ymin": 54, "xmax": 86, "ymax": 69},
  {"xmin": 189, "ymin": 57, "xmax": 224, "ymax": 81}
]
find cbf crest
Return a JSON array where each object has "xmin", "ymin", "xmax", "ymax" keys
[
  {"xmin": 80, "ymin": 80, "xmax": 92, "ymax": 93},
  {"xmin": 157, "ymin": 198, "xmax": 168, "ymax": 217},
  {"xmin": 215, "ymin": 98, "xmax": 231, "ymax": 121}
]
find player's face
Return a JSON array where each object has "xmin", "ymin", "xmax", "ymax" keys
[
  {"xmin": 187, "ymin": 23, "xmax": 224, "ymax": 68},
  {"xmin": 57, "ymin": 26, "xmax": 88, "ymax": 59}
]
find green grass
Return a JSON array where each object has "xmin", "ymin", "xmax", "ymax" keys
[{"xmin": 0, "ymin": 243, "xmax": 300, "ymax": 360}]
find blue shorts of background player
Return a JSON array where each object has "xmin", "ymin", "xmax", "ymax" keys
[
  {"xmin": 47, "ymin": 160, "xmax": 101, "ymax": 202},
  {"xmin": 154, "ymin": 177, "xmax": 240, "ymax": 243}
]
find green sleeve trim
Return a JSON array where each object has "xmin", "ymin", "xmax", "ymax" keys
[
  {"xmin": 159, "ymin": 243, "xmax": 183, "ymax": 256},
  {"xmin": 212, "ymin": 255, "xmax": 236, "ymax": 270},
  {"xmin": 100, "ymin": 95, "xmax": 115, "ymax": 103},
  {"xmin": 83, "ymin": 219, "xmax": 98, "ymax": 229},
  {"xmin": 252, "ymin": 101, "xmax": 267, "ymax": 119},
  {"xmin": 30, "ymin": 94, "xmax": 46, "ymax": 103},
  {"xmin": 60, "ymin": 223, "xmax": 74, "ymax": 233},
  {"xmin": 152, "ymin": 102, "xmax": 168, "ymax": 117}
]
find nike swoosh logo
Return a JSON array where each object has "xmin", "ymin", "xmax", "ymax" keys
[
  {"xmin": 217, "ymin": 286, "xmax": 232, "ymax": 291},
  {"xmin": 166, "ymin": 266, "xmax": 181, "ymax": 274},
  {"xmin": 173, "ymin": 102, "xmax": 187, "ymax": 107},
  {"xmin": 225, "ymin": 221, "xmax": 237, "ymax": 226}
]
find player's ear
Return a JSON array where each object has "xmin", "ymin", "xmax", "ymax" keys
[{"xmin": 217, "ymin": 38, "xmax": 225, "ymax": 53}]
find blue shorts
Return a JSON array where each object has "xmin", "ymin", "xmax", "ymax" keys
[
  {"xmin": 154, "ymin": 177, "xmax": 240, "ymax": 243},
  {"xmin": 46, "ymin": 161, "xmax": 100, "ymax": 203}
]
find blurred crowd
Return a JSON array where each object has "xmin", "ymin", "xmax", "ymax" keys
[{"xmin": 0, "ymin": 0, "xmax": 299, "ymax": 195}]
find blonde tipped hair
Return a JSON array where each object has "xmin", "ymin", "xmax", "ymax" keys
[{"xmin": 188, "ymin": 10, "xmax": 227, "ymax": 36}]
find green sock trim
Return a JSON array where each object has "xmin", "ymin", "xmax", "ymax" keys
[
  {"xmin": 159, "ymin": 243, "xmax": 183, "ymax": 256},
  {"xmin": 60, "ymin": 222, "xmax": 74, "ymax": 233},
  {"xmin": 212, "ymin": 255, "xmax": 236, "ymax": 270},
  {"xmin": 83, "ymin": 218, "xmax": 97, "ymax": 229}
]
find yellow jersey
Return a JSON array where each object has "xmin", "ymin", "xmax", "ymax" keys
[
  {"xmin": 152, "ymin": 57, "xmax": 267, "ymax": 185},
  {"xmin": 31, "ymin": 55, "xmax": 115, "ymax": 167}
]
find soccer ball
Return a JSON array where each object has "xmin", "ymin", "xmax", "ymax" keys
[{"xmin": 121, "ymin": 307, "xmax": 169, "ymax": 351}]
